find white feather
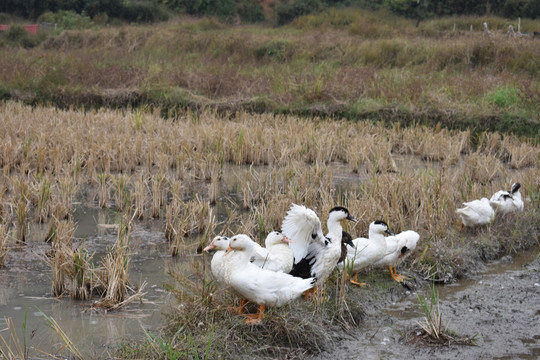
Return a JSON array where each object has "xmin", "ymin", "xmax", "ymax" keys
[
  {"xmin": 224, "ymin": 235, "xmax": 314, "ymax": 307},
  {"xmin": 281, "ymin": 204, "xmax": 325, "ymax": 263},
  {"xmin": 251, "ymin": 231, "xmax": 294, "ymax": 273},
  {"xmin": 489, "ymin": 186, "xmax": 524, "ymax": 215},
  {"xmin": 456, "ymin": 197, "xmax": 495, "ymax": 227}
]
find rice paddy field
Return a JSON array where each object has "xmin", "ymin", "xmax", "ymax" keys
[
  {"xmin": 0, "ymin": 98, "xmax": 538, "ymax": 358},
  {"xmin": 0, "ymin": 9, "xmax": 539, "ymax": 359}
]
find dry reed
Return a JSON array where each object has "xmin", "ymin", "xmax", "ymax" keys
[
  {"xmin": 0, "ymin": 223, "xmax": 9, "ymax": 267},
  {"xmin": 0, "ymin": 100, "xmax": 537, "ymax": 282}
]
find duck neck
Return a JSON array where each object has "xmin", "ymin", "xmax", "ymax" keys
[
  {"xmin": 369, "ymin": 230, "xmax": 387, "ymax": 246},
  {"xmin": 327, "ymin": 219, "xmax": 343, "ymax": 247}
]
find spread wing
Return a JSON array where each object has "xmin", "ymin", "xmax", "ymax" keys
[{"xmin": 281, "ymin": 203, "xmax": 325, "ymax": 264}]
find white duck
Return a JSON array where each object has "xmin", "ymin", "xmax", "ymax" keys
[
  {"xmin": 456, "ymin": 197, "xmax": 495, "ymax": 230},
  {"xmin": 203, "ymin": 236, "xmax": 231, "ymax": 284},
  {"xmin": 341, "ymin": 220, "xmax": 393, "ymax": 286},
  {"xmin": 489, "ymin": 182, "xmax": 524, "ymax": 215},
  {"xmin": 223, "ymin": 234, "xmax": 315, "ymax": 324},
  {"xmin": 287, "ymin": 206, "xmax": 356, "ymax": 293},
  {"xmin": 251, "ymin": 231, "xmax": 294, "ymax": 273},
  {"xmin": 374, "ymin": 230, "xmax": 420, "ymax": 283}
]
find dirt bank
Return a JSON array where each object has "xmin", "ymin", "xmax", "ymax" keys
[{"xmin": 313, "ymin": 248, "xmax": 540, "ymax": 360}]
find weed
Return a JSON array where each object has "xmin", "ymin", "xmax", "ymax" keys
[{"xmin": 403, "ymin": 284, "xmax": 478, "ymax": 346}]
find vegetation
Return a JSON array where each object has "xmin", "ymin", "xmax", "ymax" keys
[
  {"xmin": 1, "ymin": 0, "xmax": 538, "ymax": 25},
  {"xmin": 0, "ymin": 11, "xmax": 538, "ymax": 138},
  {"xmin": 0, "ymin": 7, "xmax": 538, "ymax": 358},
  {"xmin": 0, "ymin": 99, "xmax": 538, "ymax": 357},
  {"xmin": 403, "ymin": 284, "xmax": 478, "ymax": 346}
]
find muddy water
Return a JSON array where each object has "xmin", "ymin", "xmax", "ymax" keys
[
  {"xmin": 0, "ymin": 205, "xmax": 184, "ymax": 357},
  {"xmin": 314, "ymin": 248, "xmax": 540, "ymax": 360}
]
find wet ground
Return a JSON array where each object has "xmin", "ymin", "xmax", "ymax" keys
[
  {"xmin": 314, "ymin": 248, "xmax": 540, "ymax": 360},
  {"xmin": 0, "ymin": 205, "xmax": 181, "ymax": 357}
]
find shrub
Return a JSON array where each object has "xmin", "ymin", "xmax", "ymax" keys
[
  {"xmin": 275, "ymin": 0, "xmax": 325, "ymax": 26},
  {"xmin": 236, "ymin": 0, "xmax": 266, "ymax": 23},
  {"xmin": 37, "ymin": 10, "xmax": 94, "ymax": 30},
  {"xmin": 485, "ymin": 87, "xmax": 520, "ymax": 108},
  {"xmin": 0, "ymin": 25, "xmax": 43, "ymax": 48}
]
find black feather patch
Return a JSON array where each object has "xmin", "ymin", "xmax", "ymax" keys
[
  {"xmin": 510, "ymin": 182, "xmax": 521, "ymax": 194},
  {"xmin": 401, "ymin": 246, "xmax": 408, "ymax": 254},
  {"xmin": 290, "ymin": 256, "xmax": 316, "ymax": 279},
  {"xmin": 373, "ymin": 220, "xmax": 389, "ymax": 227},
  {"xmin": 339, "ymin": 231, "xmax": 354, "ymax": 263}
]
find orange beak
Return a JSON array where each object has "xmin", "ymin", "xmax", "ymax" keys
[
  {"xmin": 281, "ymin": 236, "xmax": 294, "ymax": 243},
  {"xmin": 224, "ymin": 244, "xmax": 234, "ymax": 256},
  {"xmin": 203, "ymin": 243, "xmax": 216, "ymax": 252}
]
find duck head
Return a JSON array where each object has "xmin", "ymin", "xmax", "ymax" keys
[
  {"xmin": 203, "ymin": 236, "xmax": 230, "ymax": 252},
  {"xmin": 265, "ymin": 231, "xmax": 292, "ymax": 247},
  {"xmin": 369, "ymin": 220, "xmax": 395, "ymax": 237},
  {"xmin": 328, "ymin": 206, "xmax": 356, "ymax": 223},
  {"xmin": 224, "ymin": 234, "xmax": 253, "ymax": 255}
]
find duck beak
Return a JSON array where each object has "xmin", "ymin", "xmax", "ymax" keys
[
  {"xmin": 346, "ymin": 214, "xmax": 356, "ymax": 222},
  {"xmin": 203, "ymin": 243, "xmax": 216, "ymax": 252},
  {"xmin": 281, "ymin": 236, "xmax": 294, "ymax": 243},
  {"xmin": 224, "ymin": 245, "xmax": 234, "ymax": 256},
  {"xmin": 346, "ymin": 239, "xmax": 355, "ymax": 249},
  {"xmin": 385, "ymin": 229, "xmax": 395, "ymax": 236}
]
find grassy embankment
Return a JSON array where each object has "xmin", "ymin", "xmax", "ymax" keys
[
  {"xmin": 0, "ymin": 101, "xmax": 538, "ymax": 357},
  {"xmin": 0, "ymin": 9, "xmax": 539, "ymax": 138}
]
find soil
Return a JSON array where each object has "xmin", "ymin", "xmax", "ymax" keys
[{"xmin": 313, "ymin": 248, "xmax": 540, "ymax": 360}]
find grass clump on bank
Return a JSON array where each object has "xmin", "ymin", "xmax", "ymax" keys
[
  {"xmin": 402, "ymin": 285, "xmax": 478, "ymax": 347},
  {"xmin": 125, "ymin": 265, "xmax": 364, "ymax": 359}
]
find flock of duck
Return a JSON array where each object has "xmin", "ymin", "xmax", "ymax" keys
[{"xmin": 203, "ymin": 182, "xmax": 524, "ymax": 324}]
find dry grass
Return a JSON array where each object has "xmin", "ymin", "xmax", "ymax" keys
[
  {"xmin": 0, "ymin": 101, "xmax": 537, "ymax": 267},
  {"xmin": 0, "ymin": 222, "xmax": 9, "ymax": 267}
]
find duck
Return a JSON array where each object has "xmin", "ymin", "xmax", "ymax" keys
[
  {"xmin": 373, "ymin": 230, "xmax": 420, "ymax": 283},
  {"xmin": 489, "ymin": 182, "xmax": 524, "ymax": 215},
  {"xmin": 223, "ymin": 234, "xmax": 315, "ymax": 324},
  {"xmin": 203, "ymin": 236, "xmax": 231, "ymax": 284},
  {"xmin": 287, "ymin": 206, "xmax": 356, "ymax": 293},
  {"xmin": 340, "ymin": 220, "xmax": 393, "ymax": 286},
  {"xmin": 456, "ymin": 197, "xmax": 495, "ymax": 230},
  {"xmin": 339, "ymin": 231, "xmax": 356, "ymax": 264},
  {"xmin": 251, "ymin": 231, "xmax": 294, "ymax": 273}
]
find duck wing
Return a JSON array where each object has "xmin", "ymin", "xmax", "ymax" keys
[{"xmin": 282, "ymin": 204, "xmax": 325, "ymax": 263}]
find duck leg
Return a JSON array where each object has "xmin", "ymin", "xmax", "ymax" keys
[
  {"xmin": 459, "ymin": 222, "xmax": 464, "ymax": 232},
  {"xmin": 348, "ymin": 272, "xmax": 367, "ymax": 286},
  {"xmin": 303, "ymin": 286, "xmax": 317, "ymax": 300},
  {"xmin": 228, "ymin": 299, "xmax": 247, "ymax": 314},
  {"xmin": 389, "ymin": 266, "xmax": 407, "ymax": 283},
  {"xmin": 244, "ymin": 305, "xmax": 265, "ymax": 325}
]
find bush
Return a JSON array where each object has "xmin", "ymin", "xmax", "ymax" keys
[
  {"xmin": 0, "ymin": 25, "xmax": 42, "ymax": 48},
  {"xmin": 120, "ymin": 2, "xmax": 170, "ymax": 23},
  {"xmin": 236, "ymin": 0, "xmax": 266, "ymax": 23},
  {"xmin": 275, "ymin": 0, "xmax": 326, "ymax": 25},
  {"xmin": 37, "ymin": 10, "xmax": 93, "ymax": 30},
  {"xmin": 486, "ymin": 87, "xmax": 520, "ymax": 108}
]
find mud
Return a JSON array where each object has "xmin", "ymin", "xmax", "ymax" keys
[{"xmin": 314, "ymin": 248, "xmax": 540, "ymax": 360}]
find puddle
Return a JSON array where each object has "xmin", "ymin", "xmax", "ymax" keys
[{"xmin": 0, "ymin": 210, "xmax": 175, "ymax": 356}]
